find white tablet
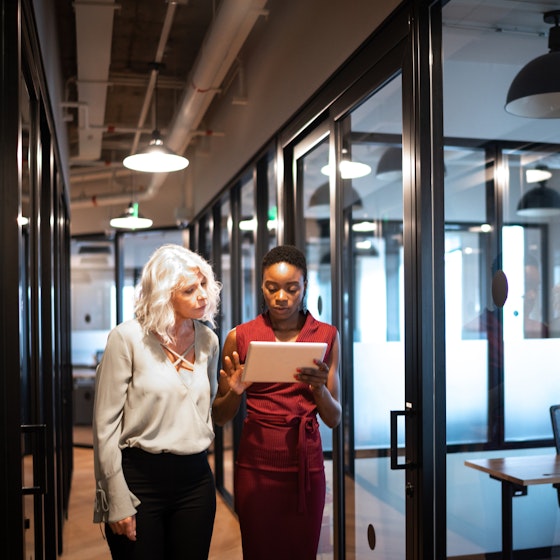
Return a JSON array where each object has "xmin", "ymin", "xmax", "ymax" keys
[{"xmin": 242, "ymin": 341, "xmax": 328, "ymax": 383}]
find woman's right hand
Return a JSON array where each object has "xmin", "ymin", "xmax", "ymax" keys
[
  {"xmin": 220, "ymin": 351, "xmax": 250, "ymax": 395},
  {"xmin": 109, "ymin": 515, "xmax": 136, "ymax": 541}
]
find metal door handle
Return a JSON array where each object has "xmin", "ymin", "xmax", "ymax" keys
[
  {"xmin": 390, "ymin": 410, "xmax": 406, "ymax": 470},
  {"xmin": 21, "ymin": 424, "xmax": 47, "ymax": 495}
]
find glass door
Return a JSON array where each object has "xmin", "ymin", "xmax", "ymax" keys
[
  {"xmin": 293, "ymin": 124, "xmax": 336, "ymax": 558},
  {"xmin": 442, "ymin": 1, "xmax": 560, "ymax": 557},
  {"xmin": 340, "ymin": 76, "xmax": 407, "ymax": 559},
  {"xmin": 290, "ymin": 70, "xmax": 408, "ymax": 559}
]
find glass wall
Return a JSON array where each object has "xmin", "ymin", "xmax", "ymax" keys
[
  {"xmin": 340, "ymin": 75, "xmax": 406, "ymax": 559},
  {"xmin": 442, "ymin": 1, "xmax": 560, "ymax": 556},
  {"xmin": 266, "ymin": 153, "xmax": 279, "ymax": 251},
  {"xmin": 298, "ymin": 131, "xmax": 333, "ymax": 325},
  {"xmin": 7, "ymin": 5, "xmax": 74, "ymax": 554},
  {"xmin": 218, "ymin": 193, "xmax": 235, "ymax": 501},
  {"xmin": 240, "ymin": 172, "xmax": 257, "ymax": 322}
]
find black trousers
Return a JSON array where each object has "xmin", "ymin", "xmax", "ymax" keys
[{"xmin": 106, "ymin": 447, "xmax": 216, "ymax": 560}]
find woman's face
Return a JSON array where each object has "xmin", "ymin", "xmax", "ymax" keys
[
  {"xmin": 262, "ymin": 262, "xmax": 306, "ymax": 320},
  {"xmin": 171, "ymin": 271, "xmax": 208, "ymax": 321}
]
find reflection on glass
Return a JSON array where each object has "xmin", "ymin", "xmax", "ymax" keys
[
  {"xmin": 220, "ymin": 195, "xmax": 235, "ymax": 499},
  {"xmin": 201, "ymin": 211, "xmax": 213, "ymax": 259},
  {"xmin": 267, "ymin": 152, "xmax": 278, "ymax": 250},
  {"xmin": 298, "ymin": 134, "xmax": 335, "ymax": 560},
  {"xmin": 443, "ymin": 1, "xmax": 560, "ymax": 556},
  {"xmin": 20, "ymin": 71, "xmax": 35, "ymax": 558},
  {"xmin": 341, "ymin": 74, "xmax": 405, "ymax": 559},
  {"xmin": 444, "ymin": 147, "xmax": 489, "ymax": 445},
  {"xmin": 301, "ymin": 137, "xmax": 332, "ymax": 325},
  {"xmin": 240, "ymin": 173, "xmax": 257, "ymax": 323}
]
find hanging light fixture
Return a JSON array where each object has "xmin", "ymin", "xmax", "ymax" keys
[
  {"xmin": 525, "ymin": 165, "xmax": 552, "ymax": 184},
  {"xmin": 505, "ymin": 10, "xmax": 560, "ymax": 118},
  {"xmin": 376, "ymin": 146, "xmax": 447, "ymax": 181},
  {"xmin": 320, "ymin": 148, "xmax": 371, "ymax": 179},
  {"xmin": 517, "ymin": 166, "xmax": 560, "ymax": 217},
  {"xmin": 110, "ymin": 202, "xmax": 153, "ymax": 230},
  {"xmin": 123, "ymin": 64, "xmax": 189, "ymax": 173},
  {"xmin": 320, "ymin": 160, "xmax": 371, "ymax": 179},
  {"xmin": 307, "ymin": 182, "xmax": 363, "ymax": 218},
  {"xmin": 376, "ymin": 147, "xmax": 403, "ymax": 181}
]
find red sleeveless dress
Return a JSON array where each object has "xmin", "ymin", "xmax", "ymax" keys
[{"xmin": 234, "ymin": 312, "xmax": 337, "ymax": 560}]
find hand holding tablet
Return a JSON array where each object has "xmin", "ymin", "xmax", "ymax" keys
[{"xmin": 241, "ymin": 341, "xmax": 327, "ymax": 383}]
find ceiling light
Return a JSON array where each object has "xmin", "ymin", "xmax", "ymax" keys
[
  {"xmin": 352, "ymin": 220, "xmax": 376, "ymax": 232},
  {"xmin": 526, "ymin": 165, "xmax": 553, "ymax": 183},
  {"xmin": 123, "ymin": 131, "xmax": 189, "ymax": 173},
  {"xmin": 517, "ymin": 181, "xmax": 560, "ymax": 217},
  {"xmin": 110, "ymin": 202, "xmax": 153, "ymax": 230},
  {"xmin": 320, "ymin": 160, "xmax": 372, "ymax": 179},
  {"xmin": 123, "ymin": 64, "xmax": 189, "ymax": 173},
  {"xmin": 505, "ymin": 10, "xmax": 560, "ymax": 118}
]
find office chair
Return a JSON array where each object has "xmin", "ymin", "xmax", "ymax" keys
[
  {"xmin": 551, "ymin": 405, "xmax": 560, "ymax": 454},
  {"xmin": 550, "ymin": 405, "xmax": 560, "ymax": 506}
]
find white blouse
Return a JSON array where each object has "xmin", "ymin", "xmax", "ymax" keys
[{"xmin": 92, "ymin": 318, "xmax": 219, "ymax": 523}]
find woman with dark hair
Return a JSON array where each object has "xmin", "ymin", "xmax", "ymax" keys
[
  {"xmin": 93, "ymin": 244, "xmax": 221, "ymax": 560},
  {"xmin": 213, "ymin": 245, "xmax": 341, "ymax": 560}
]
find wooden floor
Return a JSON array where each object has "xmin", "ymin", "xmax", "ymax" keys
[{"xmin": 60, "ymin": 440, "xmax": 243, "ymax": 559}]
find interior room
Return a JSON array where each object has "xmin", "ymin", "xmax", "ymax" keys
[{"xmin": 3, "ymin": 0, "xmax": 560, "ymax": 558}]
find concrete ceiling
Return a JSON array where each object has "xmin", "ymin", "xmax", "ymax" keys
[{"xmin": 54, "ymin": 0, "xmax": 268, "ymax": 210}]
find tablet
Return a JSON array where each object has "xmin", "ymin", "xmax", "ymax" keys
[{"xmin": 242, "ymin": 341, "xmax": 328, "ymax": 383}]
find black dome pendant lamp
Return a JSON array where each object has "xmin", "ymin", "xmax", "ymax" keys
[
  {"xmin": 517, "ymin": 181, "xmax": 560, "ymax": 217},
  {"xmin": 517, "ymin": 165, "xmax": 560, "ymax": 217},
  {"xmin": 505, "ymin": 10, "xmax": 560, "ymax": 118}
]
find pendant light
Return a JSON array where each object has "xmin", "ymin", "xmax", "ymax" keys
[
  {"xmin": 320, "ymin": 148, "xmax": 372, "ymax": 179},
  {"xmin": 110, "ymin": 202, "xmax": 153, "ymax": 230},
  {"xmin": 123, "ymin": 64, "xmax": 189, "ymax": 173},
  {"xmin": 320, "ymin": 160, "xmax": 371, "ymax": 179},
  {"xmin": 308, "ymin": 182, "xmax": 363, "ymax": 218},
  {"xmin": 505, "ymin": 10, "xmax": 560, "ymax": 118},
  {"xmin": 376, "ymin": 147, "xmax": 403, "ymax": 181},
  {"xmin": 517, "ymin": 166, "xmax": 560, "ymax": 217}
]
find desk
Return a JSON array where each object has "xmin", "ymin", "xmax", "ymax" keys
[{"xmin": 465, "ymin": 454, "xmax": 560, "ymax": 560}]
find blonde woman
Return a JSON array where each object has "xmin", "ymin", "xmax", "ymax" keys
[{"xmin": 93, "ymin": 244, "xmax": 221, "ymax": 560}]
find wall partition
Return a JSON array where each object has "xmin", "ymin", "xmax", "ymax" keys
[
  {"xmin": 274, "ymin": 4, "xmax": 446, "ymax": 557},
  {"xmin": 1, "ymin": 0, "xmax": 74, "ymax": 556},
  {"xmin": 338, "ymin": 75, "xmax": 407, "ymax": 560},
  {"xmin": 442, "ymin": 0, "xmax": 560, "ymax": 557}
]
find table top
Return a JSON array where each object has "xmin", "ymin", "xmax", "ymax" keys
[{"xmin": 465, "ymin": 454, "xmax": 560, "ymax": 486}]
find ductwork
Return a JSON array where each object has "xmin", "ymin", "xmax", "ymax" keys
[
  {"xmin": 73, "ymin": 0, "xmax": 116, "ymax": 162},
  {"xmin": 70, "ymin": 0, "xmax": 269, "ymax": 210}
]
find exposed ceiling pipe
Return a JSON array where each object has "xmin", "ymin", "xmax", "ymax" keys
[
  {"xmin": 71, "ymin": 0, "xmax": 269, "ymax": 209},
  {"xmin": 71, "ymin": 192, "xmax": 138, "ymax": 210},
  {"xmin": 142, "ymin": 0, "xmax": 269, "ymax": 201}
]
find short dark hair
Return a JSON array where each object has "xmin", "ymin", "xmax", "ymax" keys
[{"xmin": 262, "ymin": 245, "xmax": 307, "ymax": 282}]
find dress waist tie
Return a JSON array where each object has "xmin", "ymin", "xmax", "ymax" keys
[{"xmin": 246, "ymin": 413, "xmax": 317, "ymax": 513}]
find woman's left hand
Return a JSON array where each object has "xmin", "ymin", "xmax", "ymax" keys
[{"xmin": 295, "ymin": 358, "xmax": 329, "ymax": 393}]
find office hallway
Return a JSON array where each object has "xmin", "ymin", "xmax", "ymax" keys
[{"xmin": 59, "ymin": 443, "xmax": 243, "ymax": 559}]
